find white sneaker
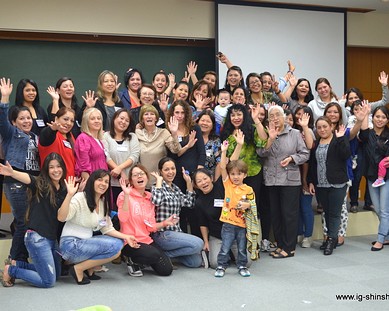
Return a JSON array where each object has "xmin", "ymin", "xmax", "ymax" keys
[
  {"xmin": 214, "ymin": 266, "xmax": 225, "ymax": 277},
  {"xmin": 297, "ymin": 235, "xmax": 304, "ymax": 244},
  {"xmin": 201, "ymin": 250, "xmax": 209, "ymax": 269},
  {"xmin": 301, "ymin": 237, "xmax": 312, "ymax": 248},
  {"xmin": 238, "ymin": 266, "xmax": 251, "ymax": 277}
]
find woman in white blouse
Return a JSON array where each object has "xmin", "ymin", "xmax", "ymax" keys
[{"xmin": 58, "ymin": 170, "xmax": 138, "ymax": 285}]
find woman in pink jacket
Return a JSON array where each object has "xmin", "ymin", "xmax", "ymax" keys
[{"xmin": 117, "ymin": 164, "xmax": 177, "ymax": 277}]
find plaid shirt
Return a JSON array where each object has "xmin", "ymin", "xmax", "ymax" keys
[{"xmin": 152, "ymin": 181, "xmax": 195, "ymax": 232}]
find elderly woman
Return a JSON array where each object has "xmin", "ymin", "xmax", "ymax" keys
[
  {"xmin": 136, "ymin": 105, "xmax": 181, "ymax": 188},
  {"xmin": 257, "ymin": 105, "xmax": 310, "ymax": 258}
]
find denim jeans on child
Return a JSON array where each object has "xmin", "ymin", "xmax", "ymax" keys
[
  {"xmin": 217, "ymin": 223, "xmax": 247, "ymax": 268},
  {"xmin": 8, "ymin": 230, "xmax": 61, "ymax": 288},
  {"xmin": 60, "ymin": 235, "xmax": 123, "ymax": 264},
  {"xmin": 152, "ymin": 231, "xmax": 203, "ymax": 268}
]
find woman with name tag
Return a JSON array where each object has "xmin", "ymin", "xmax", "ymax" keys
[
  {"xmin": 103, "ymin": 108, "xmax": 140, "ymax": 210},
  {"xmin": 39, "ymin": 107, "xmax": 76, "ymax": 178},
  {"xmin": 9, "ymin": 78, "xmax": 48, "ymax": 136},
  {"xmin": 74, "ymin": 108, "xmax": 108, "ymax": 182},
  {"xmin": 0, "ymin": 78, "xmax": 41, "ymax": 263},
  {"xmin": 58, "ymin": 169, "xmax": 139, "ymax": 285}
]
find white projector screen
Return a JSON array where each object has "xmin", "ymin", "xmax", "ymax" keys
[{"xmin": 217, "ymin": 2, "xmax": 346, "ymax": 97}]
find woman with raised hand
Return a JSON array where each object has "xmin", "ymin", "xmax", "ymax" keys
[
  {"xmin": 166, "ymin": 100, "xmax": 205, "ymax": 237},
  {"xmin": 39, "ymin": 107, "xmax": 76, "ymax": 178},
  {"xmin": 74, "ymin": 108, "xmax": 108, "ymax": 182},
  {"xmin": 359, "ymin": 106, "xmax": 389, "ymax": 251},
  {"xmin": 0, "ymin": 153, "xmax": 67, "ymax": 288},
  {"xmin": 117, "ymin": 165, "xmax": 177, "ymax": 277},
  {"xmin": 308, "ymin": 117, "xmax": 351, "ymax": 255},
  {"xmin": 103, "ymin": 108, "xmax": 140, "ymax": 210},
  {"xmin": 58, "ymin": 169, "xmax": 139, "ymax": 285},
  {"xmin": 0, "ymin": 78, "xmax": 40, "ymax": 263},
  {"xmin": 46, "ymin": 77, "xmax": 81, "ymax": 137},
  {"xmin": 79, "ymin": 70, "xmax": 123, "ymax": 131},
  {"xmin": 10, "ymin": 78, "xmax": 48, "ymax": 136},
  {"xmin": 151, "ymin": 157, "xmax": 204, "ymax": 268},
  {"xmin": 284, "ymin": 77, "xmax": 314, "ymax": 113},
  {"xmin": 257, "ymin": 105, "xmax": 310, "ymax": 258},
  {"xmin": 136, "ymin": 105, "xmax": 181, "ymax": 189}
]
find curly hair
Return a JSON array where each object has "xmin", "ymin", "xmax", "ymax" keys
[
  {"xmin": 220, "ymin": 104, "xmax": 254, "ymax": 144},
  {"xmin": 166, "ymin": 100, "xmax": 194, "ymax": 134}
]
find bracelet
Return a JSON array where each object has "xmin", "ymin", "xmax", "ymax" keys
[{"xmin": 275, "ymin": 90, "xmax": 281, "ymax": 95}]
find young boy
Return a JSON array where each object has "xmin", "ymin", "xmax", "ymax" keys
[
  {"xmin": 214, "ymin": 138, "xmax": 256, "ymax": 277},
  {"xmin": 214, "ymin": 89, "xmax": 231, "ymax": 136}
]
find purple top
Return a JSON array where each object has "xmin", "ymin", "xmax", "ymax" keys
[{"xmin": 75, "ymin": 132, "xmax": 108, "ymax": 177}]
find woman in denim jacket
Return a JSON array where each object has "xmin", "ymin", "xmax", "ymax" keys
[{"xmin": 0, "ymin": 78, "xmax": 40, "ymax": 263}]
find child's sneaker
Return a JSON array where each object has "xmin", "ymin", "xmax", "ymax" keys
[
  {"xmin": 214, "ymin": 266, "xmax": 225, "ymax": 277},
  {"xmin": 260, "ymin": 239, "xmax": 270, "ymax": 252},
  {"xmin": 238, "ymin": 266, "xmax": 251, "ymax": 277},
  {"xmin": 372, "ymin": 178, "xmax": 385, "ymax": 188}
]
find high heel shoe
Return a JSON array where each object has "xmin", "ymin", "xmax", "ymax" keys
[
  {"xmin": 70, "ymin": 265, "xmax": 90, "ymax": 285},
  {"xmin": 324, "ymin": 237, "xmax": 337, "ymax": 256}
]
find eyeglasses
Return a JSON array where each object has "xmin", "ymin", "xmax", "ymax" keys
[
  {"xmin": 268, "ymin": 113, "xmax": 283, "ymax": 120},
  {"xmin": 141, "ymin": 92, "xmax": 155, "ymax": 97},
  {"xmin": 132, "ymin": 172, "xmax": 146, "ymax": 178},
  {"xmin": 249, "ymin": 80, "xmax": 260, "ymax": 87}
]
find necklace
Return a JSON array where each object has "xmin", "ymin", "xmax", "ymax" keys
[{"xmin": 142, "ymin": 127, "xmax": 159, "ymax": 142}]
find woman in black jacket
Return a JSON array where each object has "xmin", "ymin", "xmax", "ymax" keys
[{"xmin": 308, "ymin": 116, "xmax": 351, "ymax": 255}]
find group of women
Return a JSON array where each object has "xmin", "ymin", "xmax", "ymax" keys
[{"xmin": 0, "ymin": 56, "xmax": 388, "ymax": 287}]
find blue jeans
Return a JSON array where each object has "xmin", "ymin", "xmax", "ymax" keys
[
  {"xmin": 8, "ymin": 230, "xmax": 61, "ymax": 288},
  {"xmin": 152, "ymin": 231, "xmax": 203, "ymax": 268},
  {"xmin": 217, "ymin": 223, "xmax": 247, "ymax": 268},
  {"xmin": 368, "ymin": 181, "xmax": 389, "ymax": 243},
  {"xmin": 4, "ymin": 182, "xmax": 29, "ymax": 261},
  {"xmin": 60, "ymin": 235, "xmax": 123, "ymax": 264},
  {"xmin": 298, "ymin": 192, "xmax": 314, "ymax": 237}
]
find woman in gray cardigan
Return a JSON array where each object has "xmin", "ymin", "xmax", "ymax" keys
[{"xmin": 257, "ymin": 105, "xmax": 309, "ymax": 258}]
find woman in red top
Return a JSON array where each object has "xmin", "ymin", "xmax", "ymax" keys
[
  {"xmin": 117, "ymin": 164, "xmax": 177, "ymax": 277},
  {"xmin": 38, "ymin": 107, "xmax": 76, "ymax": 178}
]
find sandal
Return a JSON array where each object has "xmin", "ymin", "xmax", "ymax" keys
[
  {"xmin": 269, "ymin": 248, "xmax": 282, "ymax": 257},
  {"xmin": 0, "ymin": 268, "xmax": 15, "ymax": 287},
  {"xmin": 272, "ymin": 250, "xmax": 295, "ymax": 259}
]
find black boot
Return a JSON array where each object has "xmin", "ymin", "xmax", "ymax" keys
[{"xmin": 324, "ymin": 237, "xmax": 337, "ymax": 255}]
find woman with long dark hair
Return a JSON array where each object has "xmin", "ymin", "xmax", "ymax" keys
[{"xmin": 0, "ymin": 153, "xmax": 67, "ymax": 288}]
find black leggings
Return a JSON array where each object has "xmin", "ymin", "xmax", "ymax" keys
[{"xmin": 121, "ymin": 242, "xmax": 172, "ymax": 276}]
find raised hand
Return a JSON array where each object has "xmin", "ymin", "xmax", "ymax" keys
[
  {"xmin": 299, "ymin": 113, "xmax": 310, "ymax": 128},
  {"xmin": 65, "ymin": 176, "xmax": 79, "ymax": 196},
  {"xmin": 288, "ymin": 75, "xmax": 297, "ymax": 88},
  {"xmin": 267, "ymin": 121, "xmax": 278, "ymax": 140},
  {"xmin": 234, "ymin": 129, "xmax": 245, "ymax": 145},
  {"xmin": 158, "ymin": 93, "xmax": 169, "ymax": 112},
  {"xmin": 187, "ymin": 61, "xmax": 198, "ymax": 76},
  {"xmin": 168, "ymin": 73, "xmax": 176, "ymax": 88},
  {"xmin": 119, "ymin": 177, "xmax": 131, "ymax": 195},
  {"xmin": 0, "ymin": 77, "xmax": 13, "ymax": 100},
  {"xmin": 335, "ymin": 124, "xmax": 346, "ymax": 137},
  {"xmin": 379, "ymin": 71, "xmax": 388, "ymax": 86},
  {"xmin": 182, "ymin": 71, "xmax": 190, "ymax": 83},
  {"xmin": 221, "ymin": 140, "xmax": 229, "ymax": 152},
  {"xmin": 82, "ymin": 90, "xmax": 98, "ymax": 108},
  {"xmin": 150, "ymin": 171, "xmax": 163, "ymax": 185},
  {"xmin": 0, "ymin": 161, "xmax": 14, "ymax": 177},
  {"xmin": 47, "ymin": 86, "xmax": 60, "ymax": 101},
  {"xmin": 168, "ymin": 116, "xmax": 179, "ymax": 135},
  {"xmin": 47, "ymin": 121, "xmax": 63, "ymax": 132},
  {"xmin": 186, "ymin": 130, "xmax": 198, "ymax": 149},
  {"xmin": 114, "ymin": 74, "xmax": 121, "ymax": 90},
  {"xmin": 354, "ymin": 101, "xmax": 370, "ymax": 122},
  {"xmin": 250, "ymin": 103, "xmax": 260, "ymax": 122}
]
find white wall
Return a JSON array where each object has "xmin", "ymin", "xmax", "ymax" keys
[{"xmin": 0, "ymin": 2, "xmax": 388, "ymax": 46}]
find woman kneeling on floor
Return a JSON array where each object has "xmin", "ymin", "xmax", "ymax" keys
[
  {"xmin": 117, "ymin": 164, "xmax": 178, "ymax": 277},
  {"xmin": 58, "ymin": 169, "xmax": 139, "ymax": 285}
]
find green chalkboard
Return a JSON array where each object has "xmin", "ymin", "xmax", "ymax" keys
[{"xmin": 0, "ymin": 40, "xmax": 215, "ymax": 108}]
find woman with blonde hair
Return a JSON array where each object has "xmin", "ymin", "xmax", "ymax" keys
[{"xmin": 75, "ymin": 108, "xmax": 108, "ymax": 181}]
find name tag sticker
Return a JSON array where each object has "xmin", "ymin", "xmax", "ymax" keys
[
  {"xmin": 156, "ymin": 118, "xmax": 164, "ymax": 126},
  {"xmin": 63, "ymin": 140, "xmax": 72, "ymax": 149},
  {"xmin": 214, "ymin": 199, "xmax": 224, "ymax": 208},
  {"xmin": 36, "ymin": 119, "xmax": 45, "ymax": 127},
  {"xmin": 178, "ymin": 136, "xmax": 183, "ymax": 143},
  {"xmin": 117, "ymin": 145, "xmax": 127, "ymax": 152},
  {"xmin": 114, "ymin": 107, "xmax": 121, "ymax": 112}
]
